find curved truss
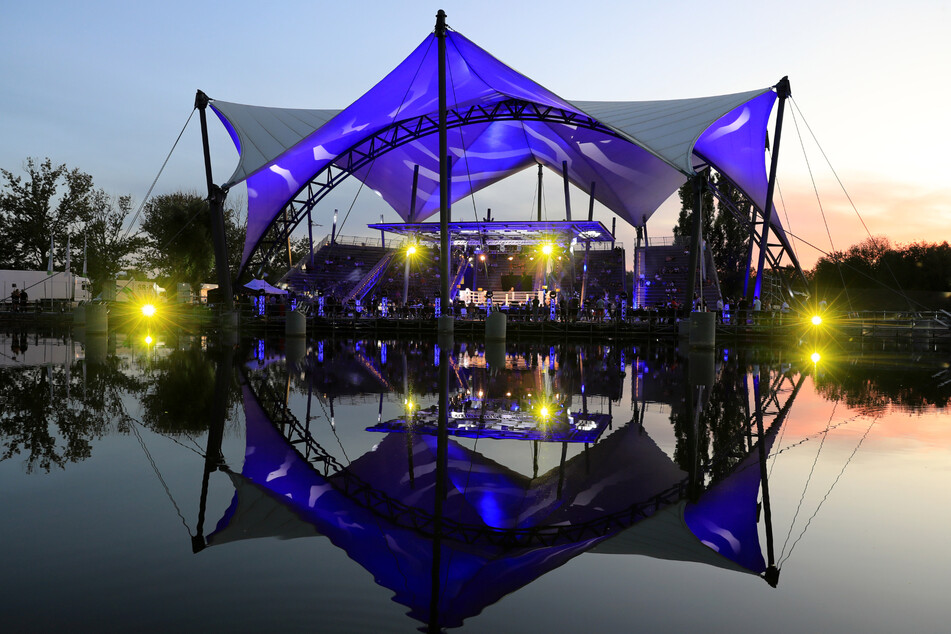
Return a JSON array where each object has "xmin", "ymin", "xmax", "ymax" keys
[
  {"xmin": 236, "ymin": 98, "xmax": 631, "ymax": 278},
  {"xmin": 699, "ymin": 160, "xmax": 808, "ymax": 294}
]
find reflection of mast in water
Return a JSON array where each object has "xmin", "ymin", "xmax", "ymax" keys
[{"xmin": 192, "ymin": 344, "xmax": 233, "ymax": 554}]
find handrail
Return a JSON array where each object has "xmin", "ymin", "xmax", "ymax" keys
[
  {"xmin": 448, "ymin": 257, "xmax": 469, "ymax": 301},
  {"xmin": 343, "ymin": 252, "xmax": 396, "ymax": 303}
]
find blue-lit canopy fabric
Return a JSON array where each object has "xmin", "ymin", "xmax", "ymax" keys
[{"xmin": 209, "ymin": 28, "xmax": 783, "ymax": 269}]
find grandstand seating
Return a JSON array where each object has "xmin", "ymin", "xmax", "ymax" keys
[
  {"xmin": 572, "ymin": 248, "xmax": 626, "ymax": 300},
  {"xmin": 281, "ymin": 242, "xmax": 392, "ymax": 299},
  {"xmin": 634, "ymin": 241, "xmax": 720, "ymax": 309}
]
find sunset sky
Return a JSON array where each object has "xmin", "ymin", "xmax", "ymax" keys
[{"xmin": 2, "ymin": 0, "xmax": 948, "ymax": 269}]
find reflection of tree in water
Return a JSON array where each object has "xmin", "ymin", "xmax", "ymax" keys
[
  {"xmin": 672, "ymin": 359, "xmax": 760, "ymax": 484},
  {"xmin": 705, "ymin": 361, "xmax": 754, "ymax": 482},
  {"xmin": 0, "ymin": 358, "xmax": 141, "ymax": 473},
  {"xmin": 812, "ymin": 360, "xmax": 950, "ymax": 412},
  {"xmin": 140, "ymin": 347, "xmax": 239, "ymax": 433}
]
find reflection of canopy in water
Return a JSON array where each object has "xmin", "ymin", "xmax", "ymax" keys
[
  {"xmin": 591, "ymin": 432, "xmax": 776, "ymax": 576},
  {"xmin": 203, "ymin": 376, "xmax": 781, "ymax": 626}
]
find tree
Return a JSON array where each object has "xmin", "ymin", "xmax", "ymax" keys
[
  {"xmin": 0, "ymin": 157, "xmax": 95, "ymax": 270},
  {"xmin": 82, "ymin": 190, "xmax": 147, "ymax": 295},
  {"xmin": 138, "ymin": 191, "xmax": 243, "ymax": 294},
  {"xmin": 672, "ymin": 171, "xmax": 753, "ymax": 297},
  {"xmin": 672, "ymin": 178, "xmax": 715, "ymax": 242},
  {"xmin": 708, "ymin": 174, "xmax": 753, "ymax": 297}
]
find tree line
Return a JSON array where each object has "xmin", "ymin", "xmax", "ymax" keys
[
  {"xmin": 0, "ymin": 157, "xmax": 248, "ymax": 297},
  {"xmin": 673, "ymin": 173, "xmax": 950, "ymax": 305}
]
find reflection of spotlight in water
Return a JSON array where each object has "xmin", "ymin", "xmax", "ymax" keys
[
  {"xmin": 810, "ymin": 352, "xmax": 821, "ymax": 364},
  {"xmin": 144, "ymin": 335, "xmax": 153, "ymax": 345}
]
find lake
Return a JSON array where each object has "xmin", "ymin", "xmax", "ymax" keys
[{"xmin": 1, "ymin": 329, "xmax": 949, "ymax": 632}]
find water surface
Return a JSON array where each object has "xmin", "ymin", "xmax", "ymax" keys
[{"xmin": 1, "ymin": 330, "xmax": 948, "ymax": 632}]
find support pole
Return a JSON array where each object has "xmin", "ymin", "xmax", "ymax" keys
[
  {"xmin": 331, "ymin": 209, "xmax": 338, "ymax": 245},
  {"xmin": 562, "ymin": 160, "xmax": 571, "ymax": 221},
  {"xmin": 404, "ymin": 254, "xmax": 411, "ymax": 307},
  {"xmin": 750, "ymin": 76, "xmax": 791, "ymax": 303},
  {"xmin": 307, "ymin": 208, "xmax": 314, "ymax": 266},
  {"xmin": 537, "ymin": 163, "xmax": 543, "ymax": 222},
  {"xmin": 195, "ymin": 90, "xmax": 234, "ymax": 313},
  {"xmin": 436, "ymin": 10, "xmax": 452, "ymax": 331},
  {"xmin": 410, "ymin": 164, "xmax": 420, "ymax": 223},
  {"xmin": 753, "ymin": 370, "xmax": 778, "ymax": 586},
  {"xmin": 683, "ymin": 174, "xmax": 705, "ymax": 316},
  {"xmin": 587, "ymin": 182, "xmax": 596, "ymax": 222},
  {"xmin": 284, "ymin": 209, "xmax": 293, "ymax": 268}
]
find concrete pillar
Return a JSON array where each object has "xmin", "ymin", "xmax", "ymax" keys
[
  {"xmin": 688, "ymin": 348, "xmax": 715, "ymax": 387},
  {"xmin": 689, "ymin": 311, "xmax": 715, "ymax": 349},
  {"xmin": 485, "ymin": 311, "xmax": 506, "ymax": 342},
  {"xmin": 86, "ymin": 303, "xmax": 108, "ymax": 334},
  {"xmin": 438, "ymin": 314, "xmax": 454, "ymax": 335},
  {"xmin": 85, "ymin": 334, "xmax": 107, "ymax": 365},
  {"xmin": 286, "ymin": 309, "xmax": 306, "ymax": 337},
  {"xmin": 285, "ymin": 336, "xmax": 306, "ymax": 367}
]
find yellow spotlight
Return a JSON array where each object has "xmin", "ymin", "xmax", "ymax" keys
[
  {"xmin": 811, "ymin": 315, "xmax": 822, "ymax": 326},
  {"xmin": 539, "ymin": 406, "xmax": 550, "ymax": 419},
  {"xmin": 542, "ymin": 243, "xmax": 553, "ymax": 256},
  {"xmin": 404, "ymin": 398, "xmax": 415, "ymax": 410},
  {"xmin": 407, "ymin": 245, "xmax": 417, "ymax": 256},
  {"xmin": 141, "ymin": 303, "xmax": 157, "ymax": 318},
  {"xmin": 810, "ymin": 352, "xmax": 821, "ymax": 364},
  {"xmin": 479, "ymin": 253, "xmax": 486, "ymax": 261},
  {"xmin": 144, "ymin": 335, "xmax": 153, "ymax": 345}
]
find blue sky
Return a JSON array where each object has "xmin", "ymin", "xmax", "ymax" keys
[{"xmin": 2, "ymin": 0, "xmax": 948, "ymax": 266}]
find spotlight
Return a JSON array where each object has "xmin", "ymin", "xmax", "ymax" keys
[
  {"xmin": 811, "ymin": 315, "xmax": 822, "ymax": 326},
  {"xmin": 141, "ymin": 303, "xmax": 156, "ymax": 317},
  {"xmin": 810, "ymin": 352, "xmax": 821, "ymax": 364},
  {"xmin": 542, "ymin": 243, "xmax": 553, "ymax": 256}
]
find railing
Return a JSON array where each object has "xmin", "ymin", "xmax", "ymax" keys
[
  {"xmin": 343, "ymin": 252, "xmax": 396, "ymax": 303},
  {"xmin": 640, "ymin": 236, "xmax": 685, "ymax": 248},
  {"xmin": 323, "ymin": 234, "xmax": 404, "ymax": 250},
  {"xmin": 449, "ymin": 258, "xmax": 469, "ymax": 301},
  {"xmin": 574, "ymin": 241, "xmax": 624, "ymax": 252}
]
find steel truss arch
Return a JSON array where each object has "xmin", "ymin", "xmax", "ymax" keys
[{"xmin": 237, "ymin": 98, "xmax": 632, "ymax": 278}]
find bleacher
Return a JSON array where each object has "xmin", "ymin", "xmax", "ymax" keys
[
  {"xmin": 281, "ymin": 239, "xmax": 393, "ymax": 299},
  {"xmin": 373, "ymin": 247, "xmax": 468, "ymax": 304},
  {"xmin": 572, "ymin": 247, "xmax": 626, "ymax": 300},
  {"xmin": 634, "ymin": 240, "xmax": 720, "ymax": 309}
]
